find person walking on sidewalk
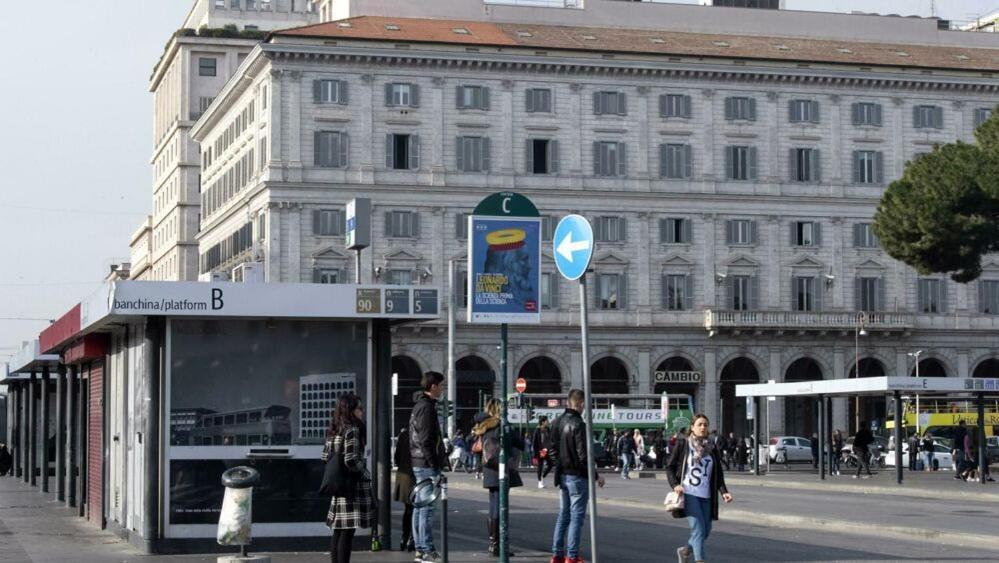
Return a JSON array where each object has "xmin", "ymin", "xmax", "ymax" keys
[
  {"xmin": 0, "ymin": 444, "xmax": 12, "ymax": 477},
  {"xmin": 471, "ymin": 398, "xmax": 526, "ymax": 556},
  {"xmin": 735, "ymin": 437, "xmax": 748, "ymax": 473},
  {"xmin": 533, "ymin": 416, "xmax": 554, "ymax": 488},
  {"xmin": 952, "ymin": 420, "xmax": 968, "ymax": 475},
  {"xmin": 323, "ymin": 393, "xmax": 376, "ymax": 563},
  {"xmin": 409, "ymin": 371, "xmax": 447, "ymax": 563},
  {"xmin": 921, "ymin": 431, "xmax": 935, "ymax": 472},
  {"xmin": 617, "ymin": 429, "xmax": 635, "ymax": 479},
  {"xmin": 907, "ymin": 433, "xmax": 920, "ymax": 472},
  {"xmin": 634, "ymin": 429, "xmax": 647, "ymax": 470},
  {"xmin": 668, "ymin": 414, "xmax": 734, "ymax": 563},
  {"xmin": 393, "ymin": 428, "xmax": 416, "ymax": 553},
  {"xmin": 853, "ymin": 423, "xmax": 874, "ymax": 479},
  {"xmin": 831, "ymin": 430, "xmax": 844, "ymax": 475},
  {"xmin": 549, "ymin": 388, "xmax": 605, "ymax": 563}
]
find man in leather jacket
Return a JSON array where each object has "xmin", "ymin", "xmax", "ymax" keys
[
  {"xmin": 548, "ymin": 389, "xmax": 604, "ymax": 563},
  {"xmin": 408, "ymin": 371, "xmax": 446, "ymax": 562}
]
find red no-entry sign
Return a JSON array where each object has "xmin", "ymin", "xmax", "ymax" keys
[{"xmin": 515, "ymin": 378, "xmax": 527, "ymax": 393}]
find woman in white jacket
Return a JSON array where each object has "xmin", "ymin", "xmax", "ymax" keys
[{"xmin": 633, "ymin": 429, "xmax": 646, "ymax": 470}]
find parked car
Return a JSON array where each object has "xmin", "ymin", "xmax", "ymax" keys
[
  {"xmin": 842, "ymin": 435, "xmax": 889, "ymax": 457},
  {"xmin": 885, "ymin": 442, "xmax": 953, "ymax": 470},
  {"xmin": 768, "ymin": 436, "xmax": 813, "ymax": 463}
]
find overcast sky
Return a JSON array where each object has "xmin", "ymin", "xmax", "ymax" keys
[{"xmin": 1, "ymin": 0, "xmax": 997, "ymax": 363}]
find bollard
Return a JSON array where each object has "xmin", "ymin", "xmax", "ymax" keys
[{"xmin": 217, "ymin": 466, "xmax": 269, "ymax": 563}]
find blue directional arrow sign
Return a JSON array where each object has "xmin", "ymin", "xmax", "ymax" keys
[{"xmin": 553, "ymin": 215, "xmax": 594, "ymax": 281}]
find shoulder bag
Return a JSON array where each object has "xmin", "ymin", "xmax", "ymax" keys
[{"xmin": 319, "ymin": 434, "xmax": 356, "ymax": 498}]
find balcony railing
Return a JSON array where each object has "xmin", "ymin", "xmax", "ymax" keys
[{"xmin": 704, "ymin": 310, "xmax": 914, "ymax": 332}]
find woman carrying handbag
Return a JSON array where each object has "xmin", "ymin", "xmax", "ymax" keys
[
  {"xmin": 321, "ymin": 393, "xmax": 376, "ymax": 563},
  {"xmin": 665, "ymin": 414, "xmax": 733, "ymax": 563}
]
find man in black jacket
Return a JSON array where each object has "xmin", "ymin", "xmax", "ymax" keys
[
  {"xmin": 549, "ymin": 389, "xmax": 604, "ymax": 563},
  {"xmin": 409, "ymin": 371, "xmax": 446, "ymax": 562},
  {"xmin": 853, "ymin": 422, "xmax": 874, "ymax": 479}
]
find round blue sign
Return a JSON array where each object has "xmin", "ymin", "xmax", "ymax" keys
[{"xmin": 553, "ymin": 215, "xmax": 594, "ymax": 281}]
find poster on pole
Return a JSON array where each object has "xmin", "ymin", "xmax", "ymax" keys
[{"xmin": 467, "ymin": 215, "xmax": 542, "ymax": 324}]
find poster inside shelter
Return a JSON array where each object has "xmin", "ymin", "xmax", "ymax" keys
[{"xmin": 468, "ymin": 216, "xmax": 542, "ymax": 324}]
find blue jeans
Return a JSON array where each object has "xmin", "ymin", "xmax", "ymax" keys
[
  {"xmin": 685, "ymin": 494, "xmax": 712, "ymax": 562},
  {"xmin": 552, "ymin": 474, "xmax": 588, "ymax": 559},
  {"xmin": 619, "ymin": 454, "xmax": 631, "ymax": 478},
  {"xmin": 412, "ymin": 467, "xmax": 439, "ymax": 553}
]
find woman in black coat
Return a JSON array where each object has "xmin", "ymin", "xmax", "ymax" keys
[
  {"xmin": 470, "ymin": 398, "xmax": 525, "ymax": 556},
  {"xmin": 666, "ymin": 414, "xmax": 733, "ymax": 563}
]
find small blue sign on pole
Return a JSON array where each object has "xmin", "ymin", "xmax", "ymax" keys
[{"xmin": 553, "ymin": 215, "xmax": 594, "ymax": 281}]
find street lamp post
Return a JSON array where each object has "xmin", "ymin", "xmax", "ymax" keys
[
  {"xmin": 854, "ymin": 312, "xmax": 868, "ymax": 433},
  {"xmin": 908, "ymin": 350, "xmax": 923, "ymax": 435}
]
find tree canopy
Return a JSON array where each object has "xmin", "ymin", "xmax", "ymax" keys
[{"xmin": 873, "ymin": 109, "xmax": 999, "ymax": 283}]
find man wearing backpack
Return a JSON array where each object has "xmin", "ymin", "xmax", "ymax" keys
[
  {"xmin": 549, "ymin": 389, "xmax": 604, "ymax": 563},
  {"xmin": 409, "ymin": 371, "xmax": 447, "ymax": 563}
]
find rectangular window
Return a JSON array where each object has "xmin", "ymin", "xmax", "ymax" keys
[
  {"xmin": 385, "ymin": 211, "xmax": 419, "ymax": 238},
  {"xmin": 913, "ymin": 105, "xmax": 944, "ymax": 129},
  {"xmin": 974, "ymin": 108, "xmax": 993, "ymax": 128},
  {"xmin": 198, "ymin": 58, "xmax": 217, "ymax": 77},
  {"xmin": 313, "ymin": 79, "xmax": 347, "ymax": 104},
  {"xmin": 660, "ymin": 144, "xmax": 692, "ymax": 179},
  {"xmin": 725, "ymin": 219, "xmax": 757, "ymax": 245},
  {"xmin": 312, "ymin": 209, "xmax": 344, "ymax": 236},
  {"xmin": 593, "ymin": 91, "xmax": 627, "ymax": 116},
  {"xmin": 455, "ymin": 212, "xmax": 471, "ymax": 239},
  {"xmin": 386, "ymin": 133, "xmax": 420, "ymax": 170},
  {"xmin": 541, "ymin": 215, "xmax": 556, "ymax": 242},
  {"xmin": 593, "ymin": 141, "xmax": 627, "ymax": 177},
  {"xmin": 258, "ymin": 136, "xmax": 268, "ymax": 171},
  {"xmin": 791, "ymin": 221, "xmax": 820, "ymax": 247},
  {"xmin": 525, "ymin": 88, "xmax": 552, "ymax": 113},
  {"xmin": 660, "ymin": 218, "xmax": 692, "ymax": 244},
  {"xmin": 790, "ymin": 148, "xmax": 820, "ymax": 182},
  {"xmin": 527, "ymin": 139, "xmax": 559, "ymax": 175},
  {"xmin": 314, "ymin": 131, "xmax": 348, "ymax": 168},
  {"xmin": 980, "ymin": 280, "xmax": 999, "ymax": 314},
  {"xmin": 918, "ymin": 278, "xmax": 945, "ymax": 314},
  {"xmin": 725, "ymin": 146, "xmax": 757, "ymax": 180},
  {"xmin": 456, "ymin": 85, "xmax": 489, "ymax": 110},
  {"xmin": 214, "ymin": 0, "xmax": 225, "ymax": 7},
  {"xmin": 664, "ymin": 274, "xmax": 692, "ymax": 311},
  {"xmin": 386, "ymin": 82, "xmax": 419, "ymax": 108},
  {"xmin": 852, "ymin": 102, "xmax": 882, "ymax": 126},
  {"xmin": 597, "ymin": 273, "xmax": 624, "ymax": 310},
  {"xmin": 456, "ymin": 136, "xmax": 490, "ymax": 172},
  {"xmin": 386, "ymin": 269, "xmax": 413, "ymax": 286},
  {"xmin": 852, "ymin": 151, "xmax": 883, "ymax": 184},
  {"xmin": 793, "ymin": 276, "xmax": 818, "ymax": 312},
  {"xmin": 853, "ymin": 223, "xmax": 879, "ymax": 248},
  {"xmin": 659, "ymin": 94, "xmax": 692, "ymax": 118},
  {"xmin": 230, "ymin": 0, "xmax": 240, "ymax": 8},
  {"xmin": 789, "ymin": 99, "xmax": 820, "ymax": 123},
  {"xmin": 246, "ymin": 0, "xmax": 256, "ymax": 8},
  {"xmin": 856, "ymin": 277, "xmax": 884, "ymax": 312},
  {"xmin": 541, "ymin": 272, "xmax": 558, "ymax": 310},
  {"xmin": 724, "ymin": 96, "xmax": 756, "ymax": 121},
  {"xmin": 314, "ymin": 268, "xmax": 343, "ymax": 284},
  {"xmin": 730, "ymin": 275, "xmax": 755, "ymax": 311},
  {"xmin": 594, "ymin": 216, "xmax": 626, "ymax": 242}
]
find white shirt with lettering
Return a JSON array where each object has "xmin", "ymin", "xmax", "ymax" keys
[{"xmin": 682, "ymin": 443, "xmax": 713, "ymax": 499}]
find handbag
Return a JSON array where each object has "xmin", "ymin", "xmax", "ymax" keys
[
  {"xmin": 664, "ymin": 447, "xmax": 688, "ymax": 515},
  {"xmin": 319, "ymin": 435, "xmax": 356, "ymax": 499}
]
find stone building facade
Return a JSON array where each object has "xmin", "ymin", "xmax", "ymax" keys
[{"xmin": 190, "ymin": 10, "xmax": 999, "ymax": 437}]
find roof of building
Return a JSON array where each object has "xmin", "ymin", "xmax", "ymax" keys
[{"xmin": 271, "ymin": 16, "xmax": 999, "ymax": 72}]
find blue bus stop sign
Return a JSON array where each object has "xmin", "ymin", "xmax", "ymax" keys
[{"xmin": 553, "ymin": 215, "xmax": 594, "ymax": 281}]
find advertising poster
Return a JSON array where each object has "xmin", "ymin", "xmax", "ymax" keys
[{"xmin": 468, "ymin": 216, "xmax": 542, "ymax": 324}]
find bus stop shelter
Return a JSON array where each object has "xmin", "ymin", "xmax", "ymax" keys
[{"xmin": 736, "ymin": 376, "xmax": 999, "ymax": 485}]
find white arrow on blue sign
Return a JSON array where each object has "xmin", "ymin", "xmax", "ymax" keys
[{"xmin": 553, "ymin": 214, "xmax": 595, "ymax": 281}]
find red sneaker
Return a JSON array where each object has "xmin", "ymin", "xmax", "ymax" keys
[
  {"xmin": 566, "ymin": 558, "xmax": 586, "ymax": 563},
  {"xmin": 549, "ymin": 557, "xmax": 565, "ymax": 563}
]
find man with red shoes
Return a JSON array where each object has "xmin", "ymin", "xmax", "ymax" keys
[{"xmin": 548, "ymin": 388, "xmax": 604, "ymax": 563}]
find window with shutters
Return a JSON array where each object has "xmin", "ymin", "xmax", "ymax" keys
[
  {"xmin": 724, "ymin": 96, "xmax": 756, "ymax": 121},
  {"xmin": 918, "ymin": 278, "xmax": 945, "ymax": 314},
  {"xmin": 594, "ymin": 141, "xmax": 626, "ymax": 177},
  {"xmin": 726, "ymin": 219, "xmax": 757, "ymax": 245},
  {"xmin": 313, "ymin": 209, "xmax": 344, "ymax": 236},
  {"xmin": 913, "ymin": 105, "xmax": 943, "ymax": 129},
  {"xmin": 315, "ymin": 131, "xmax": 348, "ymax": 168},
  {"xmin": 597, "ymin": 273, "xmax": 624, "ymax": 310},
  {"xmin": 793, "ymin": 276, "xmax": 818, "ymax": 311},
  {"xmin": 314, "ymin": 79, "xmax": 347, "ymax": 104},
  {"xmin": 660, "ymin": 94, "xmax": 692, "ymax": 118},
  {"xmin": 660, "ymin": 218, "xmax": 691, "ymax": 244},
  {"xmin": 789, "ymin": 99, "xmax": 819, "ymax": 123},
  {"xmin": 456, "ymin": 136, "xmax": 490, "ymax": 172},
  {"xmin": 980, "ymin": 280, "xmax": 999, "ymax": 314},
  {"xmin": 456, "ymin": 212, "xmax": 470, "ymax": 239},
  {"xmin": 541, "ymin": 272, "xmax": 558, "ymax": 310},
  {"xmin": 386, "ymin": 133, "xmax": 420, "ymax": 170},
  {"xmin": 231, "ymin": 0, "xmax": 241, "ymax": 9},
  {"xmin": 387, "ymin": 83, "xmax": 414, "ymax": 107},
  {"xmin": 199, "ymin": 58, "xmax": 217, "ymax": 77},
  {"xmin": 852, "ymin": 150, "xmax": 883, "ymax": 184},
  {"xmin": 790, "ymin": 148, "xmax": 820, "ymax": 182},
  {"xmin": 314, "ymin": 268, "xmax": 344, "ymax": 284},
  {"xmin": 527, "ymin": 139, "xmax": 559, "ymax": 175},
  {"xmin": 853, "ymin": 223, "xmax": 879, "ymax": 248},
  {"xmin": 541, "ymin": 215, "xmax": 556, "ymax": 242},
  {"xmin": 856, "ymin": 277, "xmax": 883, "ymax": 312},
  {"xmin": 457, "ymin": 85, "xmax": 489, "ymax": 110},
  {"xmin": 726, "ymin": 146, "xmax": 757, "ymax": 180},
  {"xmin": 258, "ymin": 136, "xmax": 267, "ymax": 171},
  {"xmin": 526, "ymin": 88, "xmax": 552, "ymax": 113},
  {"xmin": 974, "ymin": 108, "xmax": 993, "ymax": 128},
  {"xmin": 385, "ymin": 210, "xmax": 419, "ymax": 238},
  {"xmin": 852, "ymin": 102, "xmax": 882, "ymax": 126},
  {"xmin": 593, "ymin": 91, "xmax": 627, "ymax": 116},
  {"xmin": 386, "ymin": 269, "xmax": 413, "ymax": 286},
  {"xmin": 792, "ymin": 221, "xmax": 819, "ymax": 247},
  {"xmin": 664, "ymin": 274, "xmax": 692, "ymax": 311},
  {"xmin": 660, "ymin": 144, "xmax": 692, "ymax": 179},
  {"xmin": 594, "ymin": 216, "xmax": 626, "ymax": 242},
  {"xmin": 730, "ymin": 275, "xmax": 755, "ymax": 311}
]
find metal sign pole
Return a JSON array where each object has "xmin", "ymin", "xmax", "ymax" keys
[
  {"xmin": 447, "ymin": 260, "xmax": 457, "ymax": 439},
  {"xmin": 579, "ymin": 274, "xmax": 600, "ymax": 563},
  {"xmin": 499, "ymin": 323, "xmax": 510, "ymax": 563}
]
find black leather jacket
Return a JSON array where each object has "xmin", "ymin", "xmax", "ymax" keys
[
  {"xmin": 409, "ymin": 392, "xmax": 445, "ymax": 470},
  {"xmin": 550, "ymin": 408, "xmax": 592, "ymax": 477}
]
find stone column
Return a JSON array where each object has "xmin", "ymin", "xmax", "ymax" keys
[
  {"xmin": 832, "ymin": 348, "xmax": 848, "ymax": 433},
  {"xmin": 638, "ymin": 349, "xmax": 651, "ymax": 394},
  {"xmin": 570, "ymin": 347, "xmax": 583, "ymax": 391},
  {"xmin": 703, "ymin": 348, "xmax": 718, "ymax": 426},
  {"xmin": 636, "ymin": 86, "xmax": 651, "ymax": 183},
  {"xmin": 637, "ymin": 212, "xmax": 652, "ymax": 321},
  {"xmin": 701, "ymin": 89, "xmax": 716, "ymax": 181},
  {"xmin": 895, "ymin": 350, "xmax": 908, "ymax": 378},
  {"xmin": 265, "ymin": 202, "xmax": 282, "ymax": 282},
  {"xmin": 55, "ymin": 365, "xmax": 66, "ymax": 502},
  {"xmin": 40, "ymin": 366, "xmax": 50, "ymax": 493},
  {"xmin": 957, "ymin": 350, "xmax": 970, "ymax": 378},
  {"xmin": 766, "ymin": 216, "xmax": 780, "ymax": 308},
  {"xmin": 268, "ymin": 69, "xmax": 284, "ymax": 174},
  {"xmin": 287, "ymin": 203, "xmax": 302, "ymax": 283},
  {"xmin": 831, "ymin": 217, "xmax": 845, "ymax": 309},
  {"xmin": 286, "ymin": 70, "xmax": 303, "ymax": 181},
  {"xmin": 702, "ymin": 214, "xmax": 717, "ymax": 307},
  {"xmin": 27, "ymin": 371, "xmax": 36, "ymax": 486},
  {"xmin": 769, "ymin": 348, "xmax": 784, "ymax": 436}
]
